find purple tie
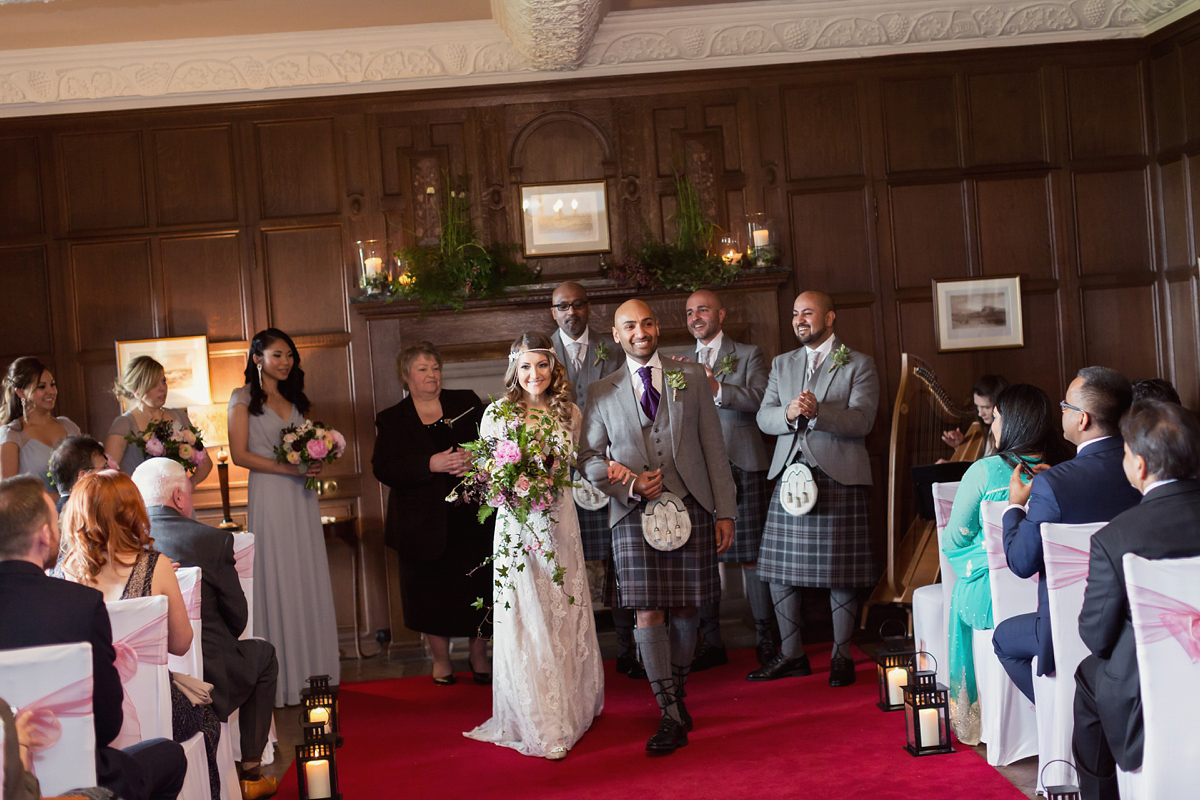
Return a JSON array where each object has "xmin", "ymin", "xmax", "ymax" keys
[{"xmin": 637, "ymin": 366, "xmax": 659, "ymax": 421}]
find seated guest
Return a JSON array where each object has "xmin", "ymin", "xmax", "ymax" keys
[
  {"xmin": 0, "ymin": 474, "xmax": 186, "ymax": 800},
  {"xmin": 131, "ymin": 457, "xmax": 279, "ymax": 799},
  {"xmin": 993, "ymin": 367, "xmax": 1141, "ymax": 703},
  {"xmin": 59, "ymin": 471, "xmax": 223, "ymax": 800},
  {"xmin": 940, "ymin": 384, "xmax": 1070, "ymax": 744},
  {"xmin": 1131, "ymin": 377, "xmax": 1181, "ymax": 405},
  {"xmin": 48, "ymin": 434, "xmax": 110, "ymax": 512},
  {"xmin": 943, "ymin": 374, "xmax": 1009, "ymax": 456},
  {"xmin": 1074, "ymin": 400, "xmax": 1200, "ymax": 800}
]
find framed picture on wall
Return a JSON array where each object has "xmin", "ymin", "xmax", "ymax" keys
[
  {"xmin": 932, "ymin": 276, "xmax": 1024, "ymax": 352},
  {"xmin": 115, "ymin": 335, "xmax": 213, "ymax": 411},
  {"xmin": 519, "ymin": 180, "xmax": 610, "ymax": 257}
]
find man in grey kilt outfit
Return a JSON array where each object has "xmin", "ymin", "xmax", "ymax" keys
[
  {"xmin": 579, "ymin": 299, "xmax": 737, "ymax": 754},
  {"xmin": 683, "ymin": 289, "xmax": 777, "ymax": 670},
  {"xmin": 548, "ymin": 281, "xmax": 640, "ymax": 677},
  {"xmin": 750, "ymin": 291, "xmax": 879, "ymax": 688}
]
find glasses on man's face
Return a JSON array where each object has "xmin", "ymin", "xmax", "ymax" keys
[
  {"xmin": 552, "ymin": 300, "xmax": 589, "ymax": 312},
  {"xmin": 1060, "ymin": 400, "xmax": 1084, "ymax": 413}
]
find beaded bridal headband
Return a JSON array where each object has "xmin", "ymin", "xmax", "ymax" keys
[{"xmin": 508, "ymin": 347, "xmax": 557, "ymax": 362}]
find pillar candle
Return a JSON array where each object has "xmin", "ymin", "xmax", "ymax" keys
[
  {"xmin": 918, "ymin": 707, "xmax": 940, "ymax": 746},
  {"xmin": 886, "ymin": 666, "xmax": 906, "ymax": 706},
  {"xmin": 752, "ymin": 229, "xmax": 769, "ymax": 247},
  {"xmin": 308, "ymin": 706, "xmax": 331, "ymax": 734},
  {"xmin": 364, "ymin": 257, "xmax": 383, "ymax": 276},
  {"xmin": 304, "ymin": 759, "xmax": 331, "ymax": 799}
]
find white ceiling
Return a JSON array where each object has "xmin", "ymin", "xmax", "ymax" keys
[{"xmin": 0, "ymin": 0, "xmax": 1195, "ymax": 117}]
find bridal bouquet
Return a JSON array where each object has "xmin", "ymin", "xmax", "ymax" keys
[
  {"xmin": 448, "ymin": 400, "xmax": 576, "ymax": 612},
  {"xmin": 272, "ymin": 420, "xmax": 346, "ymax": 490},
  {"xmin": 126, "ymin": 418, "xmax": 208, "ymax": 475}
]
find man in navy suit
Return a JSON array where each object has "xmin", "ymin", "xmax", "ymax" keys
[
  {"xmin": 992, "ymin": 367, "xmax": 1141, "ymax": 702},
  {"xmin": 0, "ymin": 475, "xmax": 185, "ymax": 800},
  {"xmin": 1073, "ymin": 400, "xmax": 1200, "ymax": 800}
]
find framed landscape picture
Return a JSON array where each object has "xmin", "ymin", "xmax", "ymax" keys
[
  {"xmin": 115, "ymin": 335, "xmax": 213, "ymax": 411},
  {"xmin": 933, "ymin": 276, "xmax": 1024, "ymax": 352},
  {"xmin": 519, "ymin": 180, "xmax": 611, "ymax": 257}
]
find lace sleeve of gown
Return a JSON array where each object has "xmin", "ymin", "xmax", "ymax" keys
[{"xmin": 479, "ymin": 402, "xmax": 502, "ymax": 440}]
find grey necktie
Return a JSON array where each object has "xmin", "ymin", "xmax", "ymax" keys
[
  {"xmin": 806, "ymin": 349, "xmax": 819, "ymax": 383},
  {"xmin": 569, "ymin": 342, "xmax": 584, "ymax": 372},
  {"xmin": 697, "ymin": 347, "xmax": 712, "ymax": 368}
]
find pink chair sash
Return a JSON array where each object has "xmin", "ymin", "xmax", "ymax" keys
[
  {"xmin": 180, "ymin": 578, "xmax": 201, "ymax": 621},
  {"xmin": 114, "ymin": 610, "xmax": 169, "ymax": 744},
  {"xmin": 19, "ymin": 675, "xmax": 94, "ymax": 758},
  {"xmin": 935, "ymin": 496, "xmax": 955, "ymax": 529},
  {"xmin": 1044, "ymin": 539, "xmax": 1091, "ymax": 590},
  {"xmin": 984, "ymin": 520, "xmax": 1008, "ymax": 571},
  {"xmin": 1128, "ymin": 583, "xmax": 1200, "ymax": 663},
  {"xmin": 234, "ymin": 542, "xmax": 254, "ymax": 579}
]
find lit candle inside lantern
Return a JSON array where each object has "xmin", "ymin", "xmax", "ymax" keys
[
  {"xmin": 304, "ymin": 759, "xmax": 332, "ymax": 799},
  {"xmin": 752, "ymin": 229, "xmax": 769, "ymax": 248},
  {"xmin": 364, "ymin": 257, "xmax": 383, "ymax": 276},
  {"xmin": 308, "ymin": 706, "xmax": 330, "ymax": 734},
  {"xmin": 723, "ymin": 250, "xmax": 743, "ymax": 264},
  {"xmin": 886, "ymin": 667, "xmax": 906, "ymax": 706},
  {"xmin": 918, "ymin": 707, "xmax": 940, "ymax": 746}
]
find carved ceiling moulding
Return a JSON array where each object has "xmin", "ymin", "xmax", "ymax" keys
[{"xmin": 0, "ymin": 0, "xmax": 1195, "ymax": 117}]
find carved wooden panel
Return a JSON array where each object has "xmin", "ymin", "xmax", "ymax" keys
[
  {"xmin": 0, "ymin": 137, "xmax": 43, "ymax": 237},
  {"xmin": 881, "ymin": 75, "xmax": 959, "ymax": 173},
  {"xmin": 678, "ymin": 131, "xmax": 724, "ymax": 232},
  {"xmin": 966, "ymin": 70, "xmax": 1047, "ymax": 166},
  {"xmin": 1192, "ymin": 156, "xmax": 1200, "ymax": 259},
  {"xmin": 262, "ymin": 226, "xmax": 347, "ymax": 335},
  {"xmin": 378, "ymin": 124, "xmax": 415, "ymax": 197},
  {"xmin": 256, "ymin": 119, "xmax": 339, "ymax": 219},
  {"xmin": 152, "ymin": 126, "xmax": 238, "ymax": 226},
  {"xmin": 1151, "ymin": 51, "xmax": 1186, "ymax": 152},
  {"xmin": 295, "ymin": 345, "xmax": 357, "ymax": 474},
  {"xmin": 1081, "ymin": 285, "xmax": 1159, "ymax": 379},
  {"xmin": 982, "ymin": 292, "xmax": 1063, "ymax": 397},
  {"xmin": 1182, "ymin": 37, "xmax": 1200, "ymax": 145},
  {"xmin": 69, "ymin": 239, "xmax": 155, "ymax": 346},
  {"xmin": 1066, "ymin": 63, "xmax": 1146, "ymax": 160},
  {"xmin": 514, "ymin": 117, "xmax": 606, "ymax": 184},
  {"xmin": 704, "ymin": 103, "xmax": 743, "ymax": 173},
  {"xmin": 160, "ymin": 234, "xmax": 247, "ymax": 340},
  {"xmin": 1160, "ymin": 159, "xmax": 1191, "ymax": 269},
  {"xmin": 974, "ymin": 175, "xmax": 1055, "ymax": 279},
  {"xmin": 888, "ymin": 181, "xmax": 969, "ymax": 288},
  {"xmin": 1167, "ymin": 281, "xmax": 1199, "ymax": 408},
  {"xmin": 781, "ymin": 83, "xmax": 864, "ymax": 180},
  {"xmin": 82, "ymin": 361, "xmax": 121, "ymax": 443},
  {"xmin": 789, "ymin": 188, "xmax": 872, "ymax": 295},
  {"xmin": 1073, "ymin": 169, "xmax": 1152, "ymax": 275},
  {"xmin": 60, "ymin": 131, "xmax": 147, "ymax": 232},
  {"xmin": 652, "ymin": 107, "xmax": 687, "ymax": 178},
  {"xmin": 0, "ymin": 246, "xmax": 52, "ymax": 356},
  {"xmin": 897, "ymin": 299, "xmax": 974, "ymax": 395}
]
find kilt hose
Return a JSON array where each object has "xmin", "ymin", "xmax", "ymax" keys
[
  {"xmin": 756, "ymin": 465, "xmax": 876, "ymax": 588},
  {"xmin": 722, "ymin": 463, "xmax": 768, "ymax": 563},
  {"xmin": 611, "ymin": 493, "xmax": 719, "ymax": 610}
]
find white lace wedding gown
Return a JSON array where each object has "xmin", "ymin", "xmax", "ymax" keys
[{"xmin": 464, "ymin": 404, "xmax": 604, "ymax": 758}]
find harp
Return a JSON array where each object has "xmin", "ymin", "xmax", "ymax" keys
[{"xmin": 864, "ymin": 354, "xmax": 985, "ymax": 619}]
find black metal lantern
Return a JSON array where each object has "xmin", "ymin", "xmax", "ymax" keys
[
  {"xmin": 295, "ymin": 721, "xmax": 341, "ymax": 800},
  {"xmin": 875, "ymin": 619, "xmax": 916, "ymax": 712},
  {"xmin": 301, "ymin": 674, "xmax": 341, "ymax": 747},
  {"xmin": 902, "ymin": 668, "xmax": 954, "ymax": 756},
  {"xmin": 1040, "ymin": 760, "xmax": 1081, "ymax": 800}
]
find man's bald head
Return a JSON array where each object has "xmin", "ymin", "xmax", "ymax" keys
[
  {"xmin": 613, "ymin": 299, "xmax": 659, "ymax": 364},
  {"xmin": 551, "ymin": 281, "xmax": 590, "ymax": 338},
  {"xmin": 685, "ymin": 290, "xmax": 725, "ymax": 344},
  {"xmin": 793, "ymin": 291, "xmax": 836, "ymax": 347}
]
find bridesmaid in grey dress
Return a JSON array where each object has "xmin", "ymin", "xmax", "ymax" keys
[
  {"xmin": 0, "ymin": 357, "xmax": 82, "ymax": 495},
  {"xmin": 228, "ymin": 328, "xmax": 340, "ymax": 707}
]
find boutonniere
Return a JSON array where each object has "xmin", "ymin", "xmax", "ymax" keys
[
  {"xmin": 828, "ymin": 344, "xmax": 851, "ymax": 373},
  {"xmin": 714, "ymin": 353, "xmax": 738, "ymax": 378},
  {"xmin": 593, "ymin": 341, "xmax": 610, "ymax": 366},
  {"xmin": 664, "ymin": 369, "xmax": 687, "ymax": 400}
]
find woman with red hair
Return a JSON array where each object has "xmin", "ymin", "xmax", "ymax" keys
[{"xmin": 60, "ymin": 470, "xmax": 222, "ymax": 800}]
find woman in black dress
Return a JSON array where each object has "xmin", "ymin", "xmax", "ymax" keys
[{"xmin": 373, "ymin": 341, "xmax": 493, "ymax": 685}]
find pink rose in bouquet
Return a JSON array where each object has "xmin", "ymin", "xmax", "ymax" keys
[
  {"xmin": 494, "ymin": 439, "xmax": 521, "ymax": 466},
  {"xmin": 145, "ymin": 437, "xmax": 166, "ymax": 457},
  {"xmin": 273, "ymin": 419, "xmax": 346, "ymax": 490},
  {"xmin": 306, "ymin": 438, "xmax": 329, "ymax": 460},
  {"xmin": 125, "ymin": 418, "xmax": 207, "ymax": 475}
]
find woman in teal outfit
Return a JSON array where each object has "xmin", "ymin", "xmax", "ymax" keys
[{"xmin": 941, "ymin": 384, "xmax": 1069, "ymax": 744}]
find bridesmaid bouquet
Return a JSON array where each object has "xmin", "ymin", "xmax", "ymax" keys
[
  {"xmin": 447, "ymin": 401, "xmax": 576, "ymax": 612},
  {"xmin": 272, "ymin": 420, "xmax": 346, "ymax": 490},
  {"xmin": 126, "ymin": 418, "xmax": 208, "ymax": 475}
]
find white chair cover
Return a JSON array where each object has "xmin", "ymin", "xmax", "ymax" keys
[
  {"xmin": 1120, "ymin": 553, "xmax": 1200, "ymax": 800},
  {"xmin": 105, "ymin": 595, "xmax": 171, "ymax": 749},
  {"xmin": 927, "ymin": 481, "xmax": 960, "ymax": 687},
  {"xmin": 1038, "ymin": 521, "xmax": 1104, "ymax": 791},
  {"xmin": 168, "ymin": 566, "xmax": 204, "ymax": 680},
  {"xmin": 912, "ymin": 583, "xmax": 944, "ymax": 683},
  {"xmin": 232, "ymin": 532, "xmax": 255, "ymax": 640},
  {"xmin": 0, "ymin": 642, "xmax": 96, "ymax": 795},
  {"xmin": 975, "ymin": 499, "xmax": 1038, "ymax": 765}
]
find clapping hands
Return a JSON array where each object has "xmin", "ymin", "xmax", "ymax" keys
[{"xmin": 431, "ymin": 446, "xmax": 471, "ymax": 476}]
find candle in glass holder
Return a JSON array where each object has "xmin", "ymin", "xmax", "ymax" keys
[
  {"xmin": 886, "ymin": 666, "xmax": 906, "ymax": 706},
  {"xmin": 723, "ymin": 250, "xmax": 743, "ymax": 264},
  {"xmin": 752, "ymin": 229, "xmax": 770, "ymax": 248},
  {"xmin": 304, "ymin": 759, "xmax": 332, "ymax": 799},
  {"xmin": 363, "ymin": 257, "xmax": 383, "ymax": 276},
  {"xmin": 308, "ymin": 706, "xmax": 331, "ymax": 734},
  {"xmin": 918, "ymin": 707, "xmax": 940, "ymax": 746}
]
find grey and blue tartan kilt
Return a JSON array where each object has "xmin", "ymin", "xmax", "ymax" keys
[
  {"xmin": 722, "ymin": 464, "xmax": 769, "ymax": 563},
  {"xmin": 611, "ymin": 493, "xmax": 719, "ymax": 610},
  {"xmin": 577, "ymin": 506, "xmax": 613, "ymax": 562},
  {"xmin": 757, "ymin": 466, "xmax": 876, "ymax": 588}
]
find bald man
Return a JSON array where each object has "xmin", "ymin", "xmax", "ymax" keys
[
  {"xmin": 579, "ymin": 299, "xmax": 737, "ymax": 755},
  {"xmin": 548, "ymin": 282, "xmax": 639, "ymax": 675},
  {"xmin": 751, "ymin": 291, "xmax": 879, "ymax": 688},
  {"xmin": 682, "ymin": 290, "xmax": 776, "ymax": 670}
]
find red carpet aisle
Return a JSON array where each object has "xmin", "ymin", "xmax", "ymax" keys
[{"xmin": 278, "ymin": 648, "xmax": 1023, "ymax": 799}]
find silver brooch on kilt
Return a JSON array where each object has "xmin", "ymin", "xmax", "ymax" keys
[
  {"xmin": 572, "ymin": 474, "xmax": 609, "ymax": 512},
  {"xmin": 780, "ymin": 462, "xmax": 817, "ymax": 516},
  {"xmin": 641, "ymin": 492, "xmax": 691, "ymax": 551}
]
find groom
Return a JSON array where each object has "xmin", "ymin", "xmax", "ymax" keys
[{"xmin": 579, "ymin": 299, "xmax": 737, "ymax": 754}]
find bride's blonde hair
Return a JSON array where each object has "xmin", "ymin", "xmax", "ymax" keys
[{"xmin": 502, "ymin": 332, "xmax": 575, "ymax": 427}]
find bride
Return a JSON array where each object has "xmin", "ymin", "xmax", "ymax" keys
[{"xmin": 464, "ymin": 332, "xmax": 605, "ymax": 760}]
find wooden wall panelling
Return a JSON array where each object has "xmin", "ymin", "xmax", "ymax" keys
[
  {"xmin": 981, "ymin": 290, "xmax": 1066, "ymax": 399},
  {"xmin": 0, "ymin": 136, "xmax": 44, "ymax": 238},
  {"xmin": 1080, "ymin": 283, "xmax": 1161, "ymax": 380},
  {"xmin": 1182, "ymin": 35, "xmax": 1200, "ymax": 143},
  {"xmin": 880, "ymin": 73, "xmax": 961, "ymax": 173},
  {"xmin": 1072, "ymin": 169, "xmax": 1154, "ymax": 275},
  {"xmin": 965, "ymin": 69, "xmax": 1050, "ymax": 167},
  {"xmin": 887, "ymin": 181, "xmax": 971, "ymax": 288},
  {"xmin": 255, "ymin": 118, "xmax": 340, "ymax": 220},
  {"xmin": 1066, "ymin": 61, "xmax": 1148, "ymax": 160},
  {"xmin": 1160, "ymin": 159, "xmax": 1193, "ymax": 268},
  {"xmin": 1151, "ymin": 49, "xmax": 1186, "ymax": 152},
  {"xmin": 261, "ymin": 226, "xmax": 349, "ymax": 335},
  {"xmin": 781, "ymin": 82, "xmax": 865, "ymax": 181},
  {"xmin": 152, "ymin": 125, "xmax": 239, "ymax": 226},
  {"xmin": 788, "ymin": 188, "xmax": 873, "ymax": 295},
  {"xmin": 159, "ymin": 233, "xmax": 249, "ymax": 340},
  {"xmin": 0, "ymin": 246, "xmax": 53, "ymax": 358},
  {"xmin": 1167, "ymin": 279, "xmax": 1200, "ymax": 408},
  {"xmin": 973, "ymin": 174, "xmax": 1056, "ymax": 279},
  {"xmin": 69, "ymin": 239, "xmax": 156, "ymax": 347},
  {"xmin": 58, "ymin": 130, "xmax": 148, "ymax": 233}
]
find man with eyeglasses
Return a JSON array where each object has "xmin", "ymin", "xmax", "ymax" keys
[
  {"xmin": 548, "ymin": 281, "xmax": 638, "ymax": 676},
  {"xmin": 992, "ymin": 367, "xmax": 1141, "ymax": 703}
]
